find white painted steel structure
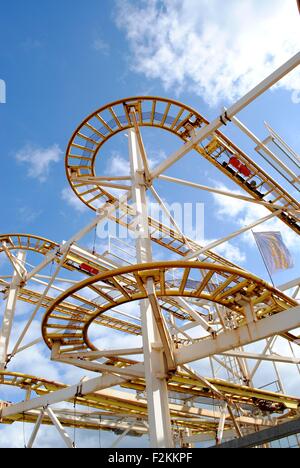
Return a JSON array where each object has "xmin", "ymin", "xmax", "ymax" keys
[{"xmin": 0, "ymin": 52, "xmax": 300, "ymax": 449}]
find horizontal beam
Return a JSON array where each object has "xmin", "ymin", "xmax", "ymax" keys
[
  {"xmin": 74, "ymin": 179, "xmax": 132, "ymax": 190},
  {"xmin": 221, "ymin": 350, "xmax": 300, "ymax": 365},
  {"xmin": 56, "ymin": 357, "xmax": 145, "ymax": 378},
  {"xmin": 0, "ymin": 365, "xmax": 143, "ymax": 418},
  {"xmin": 159, "ymin": 175, "xmax": 287, "ymax": 211},
  {"xmin": 279, "ymin": 277, "xmax": 300, "ymax": 292},
  {"xmin": 176, "ymin": 306, "xmax": 300, "ymax": 365},
  {"xmin": 212, "ymin": 418, "xmax": 300, "ymax": 449},
  {"xmin": 185, "ymin": 209, "xmax": 282, "ymax": 260},
  {"xmin": 72, "ymin": 176, "xmax": 131, "ymax": 182},
  {"xmin": 65, "ymin": 348, "xmax": 144, "ymax": 360}
]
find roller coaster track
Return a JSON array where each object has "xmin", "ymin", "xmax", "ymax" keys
[
  {"xmin": 66, "ymin": 97, "xmax": 300, "ymax": 238},
  {"xmin": 1, "ymin": 372, "xmax": 299, "ymax": 434},
  {"xmin": 42, "ymin": 261, "xmax": 297, "ymax": 354},
  {"xmin": 0, "ymin": 233, "xmax": 248, "ymax": 336},
  {"xmin": 1, "ymin": 79, "xmax": 300, "ymax": 445}
]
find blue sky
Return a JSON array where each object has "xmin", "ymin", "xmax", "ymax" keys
[{"xmin": 0, "ymin": 0, "xmax": 299, "ymax": 448}]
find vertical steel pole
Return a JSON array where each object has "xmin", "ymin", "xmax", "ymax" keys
[
  {"xmin": 0, "ymin": 251, "xmax": 26, "ymax": 369},
  {"xmin": 128, "ymin": 127, "xmax": 173, "ymax": 448}
]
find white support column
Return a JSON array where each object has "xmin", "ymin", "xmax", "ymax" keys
[
  {"xmin": 0, "ymin": 251, "xmax": 26, "ymax": 369},
  {"xmin": 10, "ymin": 248, "xmax": 71, "ymax": 358},
  {"xmin": 128, "ymin": 126, "xmax": 174, "ymax": 448},
  {"xmin": 45, "ymin": 407, "xmax": 75, "ymax": 449},
  {"xmin": 216, "ymin": 403, "xmax": 228, "ymax": 445}
]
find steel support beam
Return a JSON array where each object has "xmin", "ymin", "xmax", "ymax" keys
[
  {"xmin": 0, "ymin": 372, "xmax": 135, "ymax": 418},
  {"xmin": 111, "ymin": 421, "xmax": 137, "ymax": 448},
  {"xmin": 128, "ymin": 126, "xmax": 174, "ymax": 448},
  {"xmin": 0, "ymin": 251, "xmax": 26, "ymax": 369},
  {"xmin": 159, "ymin": 175, "xmax": 289, "ymax": 211},
  {"xmin": 45, "ymin": 407, "xmax": 75, "ymax": 449},
  {"xmin": 221, "ymin": 350, "xmax": 300, "ymax": 365},
  {"xmin": 176, "ymin": 305, "xmax": 300, "ymax": 365},
  {"xmin": 216, "ymin": 403, "xmax": 228, "ymax": 445},
  {"xmin": 27, "ymin": 408, "xmax": 45, "ymax": 448},
  {"xmin": 279, "ymin": 277, "xmax": 300, "ymax": 292},
  {"xmin": 212, "ymin": 418, "xmax": 300, "ymax": 449}
]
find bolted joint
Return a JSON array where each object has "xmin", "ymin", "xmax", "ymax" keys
[
  {"xmin": 135, "ymin": 169, "xmax": 147, "ymax": 186},
  {"xmin": 51, "ymin": 341, "xmax": 61, "ymax": 361},
  {"xmin": 151, "ymin": 342, "xmax": 164, "ymax": 352}
]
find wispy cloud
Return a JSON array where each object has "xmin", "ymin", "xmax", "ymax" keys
[
  {"xmin": 15, "ymin": 143, "xmax": 62, "ymax": 182},
  {"xmin": 61, "ymin": 187, "xmax": 87, "ymax": 213},
  {"xmin": 18, "ymin": 206, "xmax": 42, "ymax": 223},
  {"xmin": 106, "ymin": 152, "xmax": 130, "ymax": 176},
  {"xmin": 115, "ymin": 0, "xmax": 300, "ymax": 107},
  {"xmin": 92, "ymin": 38, "xmax": 110, "ymax": 55},
  {"xmin": 105, "ymin": 149, "xmax": 166, "ymax": 177},
  {"xmin": 213, "ymin": 240, "xmax": 246, "ymax": 265}
]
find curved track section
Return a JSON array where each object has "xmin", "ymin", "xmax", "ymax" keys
[
  {"xmin": 0, "ymin": 234, "xmax": 59, "ymax": 256},
  {"xmin": 42, "ymin": 261, "xmax": 297, "ymax": 353}
]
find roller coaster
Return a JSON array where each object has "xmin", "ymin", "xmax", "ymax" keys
[{"xmin": 0, "ymin": 52, "xmax": 300, "ymax": 448}]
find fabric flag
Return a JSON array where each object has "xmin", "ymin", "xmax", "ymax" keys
[{"xmin": 253, "ymin": 231, "xmax": 294, "ymax": 275}]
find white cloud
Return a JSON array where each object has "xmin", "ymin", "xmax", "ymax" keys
[
  {"xmin": 106, "ymin": 152, "xmax": 130, "ymax": 176},
  {"xmin": 14, "ymin": 300, "xmax": 34, "ymax": 318},
  {"xmin": 0, "ymin": 422, "xmax": 147, "ymax": 448},
  {"xmin": 115, "ymin": 0, "xmax": 300, "ymax": 107},
  {"xmin": 61, "ymin": 187, "xmax": 87, "ymax": 213},
  {"xmin": 16, "ymin": 144, "xmax": 62, "ymax": 182},
  {"xmin": 105, "ymin": 149, "xmax": 166, "ymax": 178},
  {"xmin": 213, "ymin": 240, "xmax": 246, "ymax": 265}
]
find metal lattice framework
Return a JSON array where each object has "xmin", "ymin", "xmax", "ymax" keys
[{"xmin": 0, "ymin": 52, "xmax": 300, "ymax": 449}]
